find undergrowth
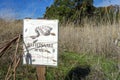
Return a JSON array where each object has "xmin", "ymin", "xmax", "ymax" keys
[{"xmin": 0, "ymin": 20, "xmax": 120, "ymax": 80}]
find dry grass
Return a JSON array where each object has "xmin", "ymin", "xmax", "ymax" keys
[
  {"xmin": 0, "ymin": 19, "xmax": 120, "ymax": 59},
  {"xmin": 0, "ymin": 20, "xmax": 120, "ymax": 55},
  {"xmin": 0, "ymin": 20, "xmax": 22, "ymax": 43},
  {"xmin": 59, "ymin": 22, "xmax": 120, "ymax": 56},
  {"xmin": 0, "ymin": 19, "xmax": 120, "ymax": 79}
]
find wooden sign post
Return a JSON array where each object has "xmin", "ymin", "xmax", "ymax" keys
[
  {"xmin": 36, "ymin": 66, "xmax": 46, "ymax": 80},
  {"xmin": 23, "ymin": 19, "xmax": 58, "ymax": 80}
]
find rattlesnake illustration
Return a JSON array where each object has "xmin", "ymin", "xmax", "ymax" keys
[{"xmin": 30, "ymin": 26, "xmax": 55, "ymax": 39}]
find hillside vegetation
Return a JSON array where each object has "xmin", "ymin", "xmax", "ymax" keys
[{"xmin": 44, "ymin": 0, "xmax": 120, "ymax": 24}]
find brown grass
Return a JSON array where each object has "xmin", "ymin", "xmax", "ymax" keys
[
  {"xmin": 0, "ymin": 20, "xmax": 22, "ymax": 43},
  {"xmin": 59, "ymin": 22, "xmax": 120, "ymax": 57},
  {"xmin": 0, "ymin": 20, "xmax": 120, "ymax": 56},
  {"xmin": 0, "ymin": 19, "xmax": 120, "ymax": 79}
]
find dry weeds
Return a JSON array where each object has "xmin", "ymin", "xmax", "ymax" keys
[
  {"xmin": 59, "ymin": 22, "xmax": 120, "ymax": 56},
  {"xmin": 0, "ymin": 20, "xmax": 120, "ymax": 56},
  {"xmin": 0, "ymin": 19, "xmax": 120, "ymax": 79}
]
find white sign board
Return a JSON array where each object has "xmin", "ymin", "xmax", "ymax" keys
[{"xmin": 23, "ymin": 19, "xmax": 58, "ymax": 66}]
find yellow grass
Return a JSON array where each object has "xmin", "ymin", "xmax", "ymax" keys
[
  {"xmin": 0, "ymin": 20, "xmax": 22, "ymax": 43},
  {"xmin": 0, "ymin": 20, "xmax": 120, "ymax": 56},
  {"xmin": 0, "ymin": 19, "xmax": 120, "ymax": 79},
  {"xmin": 59, "ymin": 22, "xmax": 120, "ymax": 57}
]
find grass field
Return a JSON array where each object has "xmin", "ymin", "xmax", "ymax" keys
[{"xmin": 0, "ymin": 19, "xmax": 120, "ymax": 80}]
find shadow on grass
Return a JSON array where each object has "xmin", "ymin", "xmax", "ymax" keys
[{"xmin": 64, "ymin": 65, "xmax": 90, "ymax": 80}]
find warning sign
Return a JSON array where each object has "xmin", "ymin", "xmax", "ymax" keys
[{"xmin": 23, "ymin": 19, "xmax": 58, "ymax": 66}]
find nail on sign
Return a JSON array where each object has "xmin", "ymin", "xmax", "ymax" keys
[{"xmin": 23, "ymin": 19, "xmax": 58, "ymax": 66}]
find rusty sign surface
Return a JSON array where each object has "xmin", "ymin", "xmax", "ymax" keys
[{"xmin": 23, "ymin": 19, "xmax": 58, "ymax": 66}]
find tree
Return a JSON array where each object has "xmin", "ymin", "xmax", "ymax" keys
[{"xmin": 44, "ymin": 0, "xmax": 95, "ymax": 23}]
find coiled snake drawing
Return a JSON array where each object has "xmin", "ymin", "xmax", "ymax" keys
[{"xmin": 29, "ymin": 26, "xmax": 55, "ymax": 39}]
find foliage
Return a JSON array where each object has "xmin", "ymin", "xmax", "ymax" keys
[
  {"xmin": 0, "ymin": 18, "xmax": 120, "ymax": 79},
  {"xmin": 46, "ymin": 52, "xmax": 119, "ymax": 80},
  {"xmin": 94, "ymin": 5, "xmax": 120, "ymax": 24},
  {"xmin": 44, "ymin": 0, "xmax": 120, "ymax": 24},
  {"xmin": 44, "ymin": 0, "xmax": 95, "ymax": 24}
]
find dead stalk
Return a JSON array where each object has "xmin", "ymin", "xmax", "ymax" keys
[
  {"xmin": 13, "ymin": 35, "xmax": 21, "ymax": 80},
  {"xmin": 5, "ymin": 65, "xmax": 12, "ymax": 80},
  {"xmin": 4, "ymin": 35, "xmax": 22, "ymax": 80}
]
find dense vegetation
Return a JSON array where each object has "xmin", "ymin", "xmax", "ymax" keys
[
  {"xmin": 0, "ymin": 0, "xmax": 120, "ymax": 80},
  {"xmin": 0, "ymin": 18, "xmax": 120, "ymax": 80},
  {"xmin": 44, "ymin": 0, "xmax": 120, "ymax": 24}
]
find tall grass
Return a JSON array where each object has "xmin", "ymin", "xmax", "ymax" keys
[
  {"xmin": 0, "ymin": 19, "xmax": 120, "ymax": 79},
  {"xmin": 0, "ymin": 20, "xmax": 22, "ymax": 42},
  {"xmin": 59, "ymin": 22, "xmax": 120, "ymax": 56},
  {"xmin": 1, "ymin": 19, "xmax": 120, "ymax": 55}
]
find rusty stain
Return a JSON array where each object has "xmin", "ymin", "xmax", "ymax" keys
[
  {"xmin": 51, "ymin": 33, "xmax": 56, "ymax": 36},
  {"xmin": 53, "ymin": 59, "xmax": 57, "ymax": 62}
]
